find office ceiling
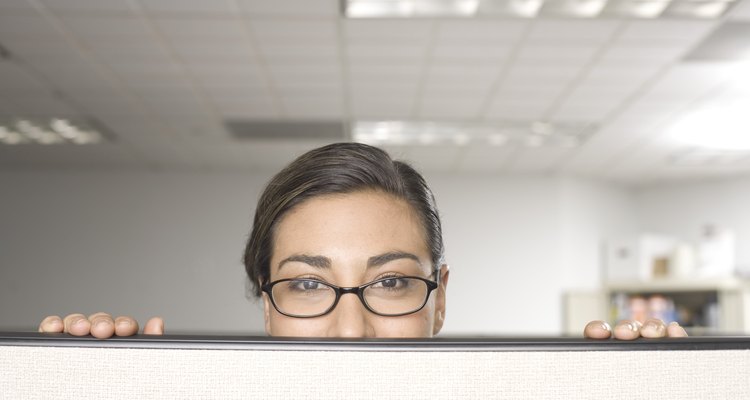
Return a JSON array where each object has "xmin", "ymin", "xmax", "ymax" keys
[{"xmin": 0, "ymin": 0, "xmax": 749, "ymax": 185}]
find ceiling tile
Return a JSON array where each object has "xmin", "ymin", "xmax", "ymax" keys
[
  {"xmin": 250, "ymin": 19, "xmax": 337, "ymax": 44},
  {"xmin": 0, "ymin": 143, "xmax": 143, "ymax": 170},
  {"xmin": 347, "ymin": 43, "xmax": 427, "ymax": 63},
  {"xmin": 617, "ymin": 20, "xmax": 719, "ymax": 44},
  {"xmin": 142, "ymin": 95, "xmax": 207, "ymax": 116},
  {"xmin": 427, "ymin": 64, "xmax": 500, "ymax": 82},
  {"xmin": 492, "ymin": 86, "xmax": 567, "ymax": 105},
  {"xmin": 9, "ymin": 95, "xmax": 79, "ymax": 116},
  {"xmin": 729, "ymin": 0, "xmax": 750, "ymax": 20},
  {"xmin": 86, "ymin": 40, "xmax": 173, "ymax": 64},
  {"xmin": 282, "ymin": 97, "xmax": 344, "ymax": 118},
  {"xmin": 551, "ymin": 103, "xmax": 616, "ymax": 122},
  {"xmin": 269, "ymin": 64, "xmax": 342, "ymax": 86},
  {"xmin": 418, "ymin": 97, "xmax": 483, "ymax": 119},
  {"xmin": 527, "ymin": 20, "xmax": 621, "ymax": 45},
  {"xmin": 484, "ymin": 103, "xmax": 548, "ymax": 120},
  {"xmin": 170, "ymin": 41, "xmax": 256, "ymax": 64},
  {"xmin": 430, "ymin": 43, "xmax": 513, "ymax": 63},
  {"xmin": 203, "ymin": 86, "xmax": 270, "ymax": 104},
  {"xmin": 350, "ymin": 82, "xmax": 418, "ymax": 99},
  {"xmin": 72, "ymin": 96, "xmax": 141, "ymax": 116},
  {"xmin": 598, "ymin": 44, "xmax": 691, "ymax": 65},
  {"xmin": 260, "ymin": 43, "xmax": 339, "ymax": 64},
  {"xmin": 351, "ymin": 97, "xmax": 413, "ymax": 118},
  {"xmin": 505, "ymin": 64, "xmax": 582, "ymax": 87},
  {"xmin": 436, "ymin": 20, "xmax": 528, "ymax": 43},
  {"xmin": 0, "ymin": 0, "xmax": 36, "ymax": 12},
  {"xmin": 154, "ymin": 17, "xmax": 247, "ymax": 40},
  {"xmin": 187, "ymin": 64, "xmax": 266, "ymax": 86},
  {"xmin": 515, "ymin": 44, "xmax": 599, "ymax": 67},
  {"xmin": 349, "ymin": 64, "xmax": 422, "ymax": 82},
  {"xmin": 561, "ymin": 86, "xmax": 636, "ymax": 108},
  {"xmin": 581, "ymin": 64, "xmax": 661, "ymax": 88},
  {"xmin": 277, "ymin": 83, "xmax": 342, "ymax": 98},
  {"xmin": 0, "ymin": 14, "xmax": 63, "ymax": 39},
  {"xmin": 0, "ymin": 98, "xmax": 22, "ymax": 116},
  {"xmin": 239, "ymin": 0, "xmax": 339, "ymax": 17},
  {"xmin": 57, "ymin": 15, "xmax": 151, "ymax": 38},
  {"xmin": 139, "ymin": 0, "xmax": 239, "ymax": 15},
  {"xmin": 345, "ymin": 20, "xmax": 435, "ymax": 43},
  {"xmin": 40, "ymin": 0, "xmax": 135, "ymax": 13},
  {"xmin": 0, "ymin": 63, "xmax": 49, "ymax": 94},
  {"xmin": 213, "ymin": 98, "xmax": 279, "ymax": 118},
  {"xmin": 109, "ymin": 62, "xmax": 186, "ymax": 82}
]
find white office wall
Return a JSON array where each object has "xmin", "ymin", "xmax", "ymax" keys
[
  {"xmin": 635, "ymin": 177, "xmax": 750, "ymax": 275},
  {"xmin": 0, "ymin": 170, "xmax": 637, "ymax": 335}
]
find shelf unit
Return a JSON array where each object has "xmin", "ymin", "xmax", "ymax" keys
[{"xmin": 564, "ymin": 278, "xmax": 750, "ymax": 336}]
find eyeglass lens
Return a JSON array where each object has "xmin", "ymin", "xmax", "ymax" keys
[{"xmin": 270, "ymin": 277, "xmax": 430, "ymax": 317}]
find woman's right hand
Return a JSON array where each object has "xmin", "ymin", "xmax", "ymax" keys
[{"xmin": 38, "ymin": 312, "xmax": 164, "ymax": 339}]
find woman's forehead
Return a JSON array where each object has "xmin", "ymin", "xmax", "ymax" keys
[{"xmin": 269, "ymin": 191, "xmax": 431, "ymax": 266}]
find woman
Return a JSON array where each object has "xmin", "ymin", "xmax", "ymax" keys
[{"xmin": 38, "ymin": 143, "xmax": 687, "ymax": 340}]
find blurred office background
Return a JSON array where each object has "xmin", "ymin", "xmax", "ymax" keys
[{"xmin": 1, "ymin": 0, "xmax": 750, "ymax": 336}]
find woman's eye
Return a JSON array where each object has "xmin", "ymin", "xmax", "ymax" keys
[
  {"xmin": 289, "ymin": 280, "xmax": 325, "ymax": 291},
  {"xmin": 375, "ymin": 277, "xmax": 407, "ymax": 290}
]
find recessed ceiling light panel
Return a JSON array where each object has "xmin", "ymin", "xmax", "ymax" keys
[
  {"xmin": 343, "ymin": 0, "xmax": 736, "ymax": 18},
  {"xmin": 0, "ymin": 118, "xmax": 106, "ymax": 146},
  {"xmin": 352, "ymin": 120, "xmax": 595, "ymax": 148}
]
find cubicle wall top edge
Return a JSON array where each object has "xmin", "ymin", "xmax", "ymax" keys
[{"xmin": 2, "ymin": 332, "xmax": 750, "ymax": 352}]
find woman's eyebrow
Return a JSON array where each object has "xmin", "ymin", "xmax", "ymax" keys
[
  {"xmin": 277, "ymin": 255, "xmax": 331, "ymax": 270},
  {"xmin": 367, "ymin": 252, "xmax": 421, "ymax": 268}
]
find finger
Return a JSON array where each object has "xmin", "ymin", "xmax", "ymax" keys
[
  {"xmin": 114, "ymin": 316, "xmax": 139, "ymax": 337},
  {"xmin": 143, "ymin": 317, "xmax": 164, "ymax": 335},
  {"xmin": 583, "ymin": 320, "xmax": 612, "ymax": 339},
  {"xmin": 87, "ymin": 312, "xmax": 115, "ymax": 339},
  {"xmin": 38, "ymin": 315, "xmax": 64, "ymax": 333},
  {"xmin": 63, "ymin": 313, "xmax": 91, "ymax": 336},
  {"xmin": 667, "ymin": 321, "xmax": 689, "ymax": 337},
  {"xmin": 613, "ymin": 320, "xmax": 642, "ymax": 340},
  {"xmin": 640, "ymin": 318, "xmax": 667, "ymax": 338}
]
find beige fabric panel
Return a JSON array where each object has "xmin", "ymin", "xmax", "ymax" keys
[{"xmin": 1, "ymin": 346, "xmax": 749, "ymax": 399}]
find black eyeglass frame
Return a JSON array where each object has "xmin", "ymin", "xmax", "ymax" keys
[{"xmin": 261, "ymin": 271, "xmax": 440, "ymax": 318}]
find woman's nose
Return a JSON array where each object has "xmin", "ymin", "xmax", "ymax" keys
[{"xmin": 328, "ymin": 293, "xmax": 372, "ymax": 338}]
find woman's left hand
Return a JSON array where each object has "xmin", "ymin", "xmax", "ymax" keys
[{"xmin": 583, "ymin": 319, "xmax": 688, "ymax": 340}]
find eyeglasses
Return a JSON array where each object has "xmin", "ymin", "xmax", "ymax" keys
[{"xmin": 261, "ymin": 274, "xmax": 439, "ymax": 318}]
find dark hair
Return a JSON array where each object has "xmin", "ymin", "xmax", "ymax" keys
[{"xmin": 243, "ymin": 142, "xmax": 444, "ymax": 297}]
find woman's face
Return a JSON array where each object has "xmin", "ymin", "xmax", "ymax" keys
[{"xmin": 262, "ymin": 190, "xmax": 449, "ymax": 338}]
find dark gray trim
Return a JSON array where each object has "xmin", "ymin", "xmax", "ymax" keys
[{"xmin": 2, "ymin": 332, "xmax": 750, "ymax": 352}]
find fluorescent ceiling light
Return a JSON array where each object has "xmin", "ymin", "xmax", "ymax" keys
[
  {"xmin": 666, "ymin": 0, "xmax": 733, "ymax": 19},
  {"xmin": 543, "ymin": 0, "xmax": 608, "ymax": 17},
  {"xmin": 0, "ymin": 118, "xmax": 104, "ymax": 146},
  {"xmin": 607, "ymin": 0, "xmax": 672, "ymax": 18},
  {"xmin": 352, "ymin": 120, "xmax": 594, "ymax": 148},
  {"xmin": 667, "ymin": 100, "xmax": 750, "ymax": 151},
  {"xmin": 344, "ymin": 0, "xmax": 736, "ymax": 18},
  {"xmin": 346, "ymin": 0, "xmax": 480, "ymax": 18}
]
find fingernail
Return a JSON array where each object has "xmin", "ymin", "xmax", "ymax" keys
[
  {"xmin": 600, "ymin": 322, "xmax": 611, "ymax": 331},
  {"xmin": 669, "ymin": 321, "xmax": 679, "ymax": 327},
  {"xmin": 117, "ymin": 319, "xmax": 131, "ymax": 327},
  {"xmin": 627, "ymin": 322, "xmax": 639, "ymax": 332},
  {"xmin": 94, "ymin": 320, "xmax": 107, "ymax": 328},
  {"xmin": 644, "ymin": 322, "xmax": 658, "ymax": 331},
  {"xmin": 74, "ymin": 318, "xmax": 86, "ymax": 327}
]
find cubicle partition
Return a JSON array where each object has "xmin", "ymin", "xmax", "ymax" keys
[{"xmin": 2, "ymin": 333, "xmax": 749, "ymax": 399}]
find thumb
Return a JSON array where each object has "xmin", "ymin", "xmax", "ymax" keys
[{"xmin": 143, "ymin": 317, "xmax": 164, "ymax": 335}]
